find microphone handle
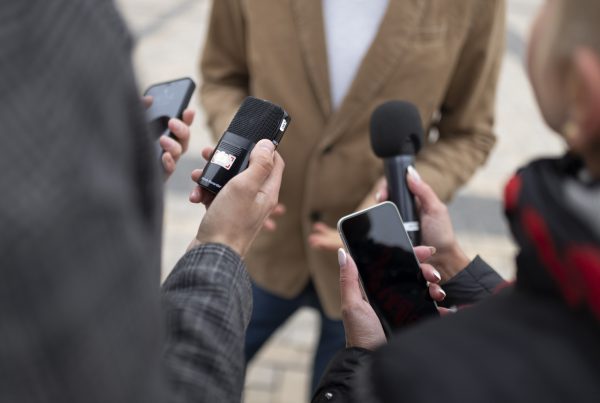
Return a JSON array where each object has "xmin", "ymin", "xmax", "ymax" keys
[{"xmin": 384, "ymin": 155, "xmax": 421, "ymax": 245}]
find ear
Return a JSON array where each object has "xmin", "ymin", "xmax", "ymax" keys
[{"xmin": 569, "ymin": 47, "xmax": 600, "ymax": 148}]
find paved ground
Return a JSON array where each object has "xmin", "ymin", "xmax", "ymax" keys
[{"xmin": 115, "ymin": 0, "xmax": 565, "ymax": 401}]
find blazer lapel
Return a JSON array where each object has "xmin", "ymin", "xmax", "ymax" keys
[
  {"xmin": 321, "ymin": 0, "xmax": 425, "ymax": 147},
  {"xmin": 291, "ymin": 0, "xmax": 332, "ymax": 119}
]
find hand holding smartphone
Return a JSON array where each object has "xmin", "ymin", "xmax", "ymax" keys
[
  {"xmin": 143, "ymin": 77, "xmax": 195, "ymax": 158},
  {"xmin": 338, "ymin": 202, "xmax": 438, "ymax": 335}
]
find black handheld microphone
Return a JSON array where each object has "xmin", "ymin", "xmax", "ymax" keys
[
  {"xmin": 370, "ymin": 101, "xmax": 424, "ymax": 245},
  {"xmin": 199, "ymin": 96, "xmax": 291, "ymax": 194}
]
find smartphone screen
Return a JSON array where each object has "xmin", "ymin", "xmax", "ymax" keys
[
  {"xmin": 144, "ymin": 77, "xmax": 195, "ymax": 139},
  {"xmin": 339, "ymin": 202, "xmax": 438, "ymax": 333}
]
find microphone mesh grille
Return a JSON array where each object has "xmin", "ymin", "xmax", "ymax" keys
[{"xmin": 227, "ymin": 97, "xmax": 286, "ymax": 142}]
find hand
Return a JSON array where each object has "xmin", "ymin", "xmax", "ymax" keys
[
  {"xmin": 375, "ymin": 167, "xmax": 470, "ymax": 281},
  {"xmin": 188, "ymin": 140, "xmax": 285, "ymax": 256},
  {"xmin": 338, "ymin": 245, "xmax": 449, "ymax": 351},
  {"xmin": 308, "ymin": 222, "xmax": 344, "ymax": 251},
  {"xmin": 142, "ymin": 95, "xmax": 195, "ymax": 179},
  {"xmin": 189, "ymin": 147, "xmax": 286, "ymax": 232}
]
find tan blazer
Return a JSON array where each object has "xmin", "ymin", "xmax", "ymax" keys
[{"xmin": 200, "ymin": 0, "xmax": 506, "ymax": 318}]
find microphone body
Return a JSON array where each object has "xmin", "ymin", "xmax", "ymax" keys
[
  {"xmin": 199, "ymin": 96, "xmax": 291, "ymax": 194},
  {"xmin": 369, "ymin": 100, "xmax": 424, "ymax": 245},
  {"xmin": 384, "ymin": 156, "xmax": 420, "ymax": 245}
]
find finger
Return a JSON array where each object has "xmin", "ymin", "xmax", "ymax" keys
[
  {"xmin": 312, "ymin": 221, "xmax": 332, "ymax": 234},
  {"xmin": 438, "ymin": 307, "xmax": 456, "ymax": 316},
  {"xmin": 271, "ymin": 203, "xmax": 286, "ymax": 217},
  {"xmin": 420, "ymin": 263, "xmax": 442, "ymax": 284},
  {"xmin": 414, "ymin": 245, "xmax": 436, "ymax": 262},
  {"xmin": 182, "ymin": 108, "xmax": 195, "ymax": 126},
  {"xmin": 189, "ymin": 185, "xmax": 203, "ymax": 203},
  {"xmin": 191, "ymin": 168, "xmax": 203, "ymax": 182},
  {"xmin": 237, "ymin": 140, "xmax": 275, "ymax": 191},
  {"xmin": 160, "ymin": 136, "xmax": 183, "ymax": 161},
  {"xmin": 308, "ymin": 233, "xmax": 330, "ymax": 250},
  {"xmin": 202, "ymin": 147, "xmax": 214, "ymax": 161},
  {"xmin": 428, "ymin": 283, "xmax": 446, "ymax": 302},
  {"xmin": 338, "ymin": 249, "xmax": 365, "ymax": 307},
  {"xmin": 189, "ymin": 184, "xmax": 215, "ymax": 206},
  {"xmin": 142, "ymin": 95, "xmax": 153, "ymax": 108},
  {"xmin": 375, "ymin": 178, "xmax": 388, "ymax": 203},
  {"xmin": 253, "ymin": 148, "xmax": 284, "ymax": 205},
  {"xmin": 162, "ymin": 152, "xmax": 176, "ymax": 176},
  {"xmin": 168, "ymin": 118, "xmax": 191, "ymax": 153},
  {"xmin": 406, "ymin": 166, "xmax": 440, "ymax": 213},
  {"xmin": 375, "ymin": 186, "xmax": 388, "ymax": 203},
  {"xmin": 263, "ymin": 218, "xmax": 277, "ymax": 231}
]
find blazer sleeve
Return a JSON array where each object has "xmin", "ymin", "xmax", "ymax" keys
[
  {"xmin": 161, "ymin": 243, "xmax": 252, "ymax": 402},
  {"xmin": 200, "ymin": 0, "xmax": 249, "ymax": 140},
  {"xmin": 416, "ymin": 0, "xmax": 506, "ymax": 202}
]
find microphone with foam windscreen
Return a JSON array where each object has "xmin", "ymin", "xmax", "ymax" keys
[
  {"xmin": 370, "ymin": 101, "xmax": 424, "ymax": 245},
  {"xmin": 199, "ymin": 96, "xmax": 291, "ymax": 194}
]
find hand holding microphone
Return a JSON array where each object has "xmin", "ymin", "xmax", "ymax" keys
[{"xmin": 187, "ymin": 96, "xmax": 290, "ymax": 256}]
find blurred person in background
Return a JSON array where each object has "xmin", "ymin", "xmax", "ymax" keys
[
  {"xmin": 199, "ymin": 0, "xmax": 506, "ymax": 390},
  {"xmin": 0, "ymin": 1, "xmax": 284, "ymax": 402},
  {"xmin": 314, "ymin": 0, "xmax": 600, "ymax": 401}
]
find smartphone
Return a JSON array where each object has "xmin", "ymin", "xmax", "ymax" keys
[
  {"xmin": 143, "ymin": 77, "xmax": 196, "ymax": 141},
  {"xmin": 338, "ymin": 201, "xmax": 438, "ymax": 335}
]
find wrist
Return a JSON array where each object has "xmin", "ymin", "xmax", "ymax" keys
[
  {"xmin": 433, "ymin": 242, "xmax": 470, "ymax": 282},
  {"xmin": 192, "ymin": 233, "xmax": 246, "ymax": 257}
]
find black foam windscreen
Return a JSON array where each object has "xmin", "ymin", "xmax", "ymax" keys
[
  {"xmin": 370, "ymin": 101, "xmax": 424, "ymax": 157},
  {"xmin": 227, "ymin": 96, "xmax": 287, "ymax": 142}
]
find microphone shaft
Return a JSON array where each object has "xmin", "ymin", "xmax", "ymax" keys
[{"xmin": 384, "ymin": 156, "xmax": 421, "ymax": 245}]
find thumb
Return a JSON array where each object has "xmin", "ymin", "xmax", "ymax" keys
[
  {"xmin": 406, "ymin": 166, "xmax": 439, "ymax": 213},
  {"xmin": 339, "ymin": 249, "xmax": 366, "ymax": 308},
  {"xmin": 235, "ymin": 139, "xmax": 275, "ymax": 193}
]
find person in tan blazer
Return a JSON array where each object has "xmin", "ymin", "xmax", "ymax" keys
[{"xmin": 199, "ymin": 0, "xmax": 505, "ymax": 391}]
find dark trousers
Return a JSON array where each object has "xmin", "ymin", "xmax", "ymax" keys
[{"xmin": 245, "ymin": 281, "xmax": 346, "ymax": 393}]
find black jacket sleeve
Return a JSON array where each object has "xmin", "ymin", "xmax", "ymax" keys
[
  {"xmin": 441, "ymin": 255, "xmax": 506, "ymax": 307},
  {"xmin": 312, "ymin": 348, "xmax": 374, "ymax": 403}
]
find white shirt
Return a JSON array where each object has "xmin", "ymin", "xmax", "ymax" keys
[{"xmin": 323, "ymin": 0, "xmax": 389, "ymax": 110}]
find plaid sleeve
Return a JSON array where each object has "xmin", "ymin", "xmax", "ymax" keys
[{"xmin": 161, "ymin": 243, "xmax": 252, "ymax": 402}]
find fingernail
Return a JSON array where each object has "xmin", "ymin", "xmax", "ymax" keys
[
  {"xmin": 375, "ymin": 191, "xmax": 382, "ymax": 202},
  {"xmin": 190, "ymin": 189, "xmax": 199, "ymax": 199},
  {"xmin": 257, "ymin": 139, "xmax": 275, "ymax": 153},
  {"xmin": 338, "ymin": 248, "xmax": 347, "ymax": 268},
  {"xmin": 439, "ymin": 288, "xmax": 447, "ymax": 298},
  {"xmin": 433, "ymin": 269, "xmax": 442, "ymax": 282},
  {"xmin": 407, "ymin": 165, "xmax": 421, "ymax": 182},
  {"xmin": 429, "ymin": 246, "xmax": 437, "ymax": 255},
  {"xmin": 449, "ymin": 306, "xmax": 458, "ymax": 313}
]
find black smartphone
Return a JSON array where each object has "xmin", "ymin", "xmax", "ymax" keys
[
  {"xmin": 143, "ymin": 77, "xmax": 196, "ymax": 141},
  {"xmin": 338, "ymin": 201, "xmax": 438, "ymax": 335}
]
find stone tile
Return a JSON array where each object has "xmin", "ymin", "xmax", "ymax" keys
[
  {"xmin": 245, "ymin": 364, "xmax": 277, "ymax": 390},
  {"xmin": 272, "ymin": 368, "xmax": 310, "ymax": 403},
  {"xmin": 243, "ymin": 389, "xmax": 274, "ymax": 403}
]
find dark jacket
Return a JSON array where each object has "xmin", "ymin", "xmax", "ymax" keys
[
  {"xmin": 314, "ymin": 258, "xmax": 600, "ymax": 402},
  {"xmin": 0, "ymin": 1, "xmax": 251, "ymax": 402}
]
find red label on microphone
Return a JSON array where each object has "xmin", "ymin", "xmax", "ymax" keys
[{"xmin": 211, "ymin": 150, "xmax": 237, "ymax": 170}]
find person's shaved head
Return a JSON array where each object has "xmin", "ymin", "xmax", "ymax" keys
[{"xmin": 555, "ymin": 0, "xmax": 600, "ymax": 57}]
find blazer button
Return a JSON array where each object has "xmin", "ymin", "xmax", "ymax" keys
[
  {"xmin": 310, "ymin": 211, "xmax": 322, "ymax": 222},
  {"xmin": 322, "ymin": 144, "xmax": 334, "ymax": 155}
]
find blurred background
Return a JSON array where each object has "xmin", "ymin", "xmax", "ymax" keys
[{"xmin": 115, "ymin": 0, "xmax": 564, "ymax": 401}]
